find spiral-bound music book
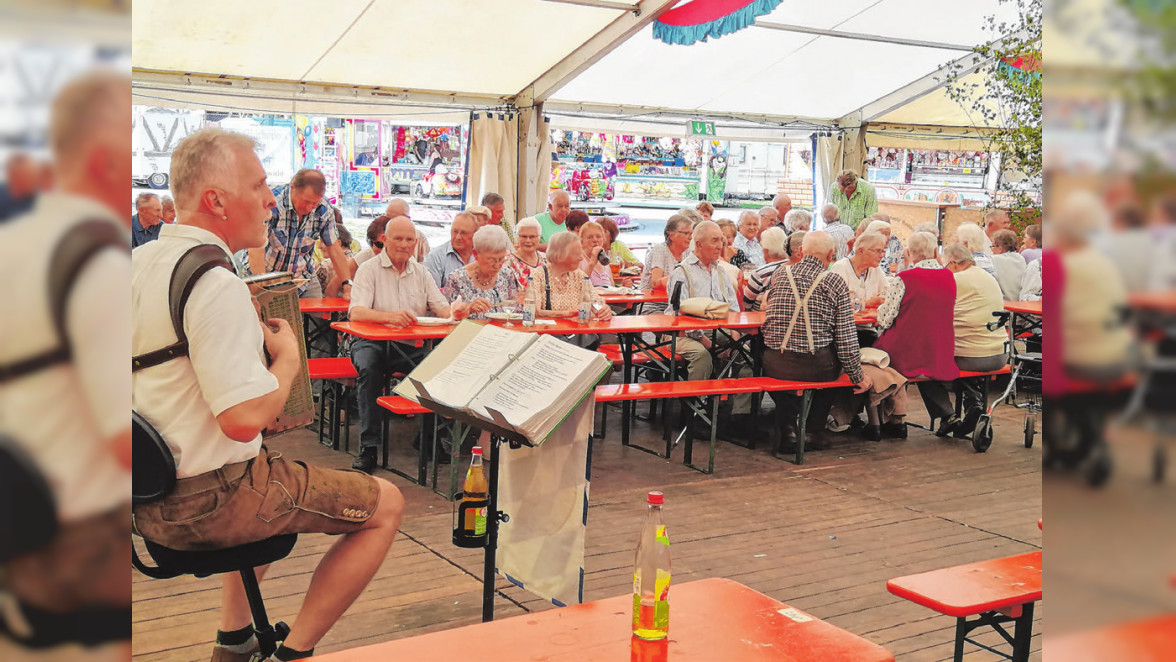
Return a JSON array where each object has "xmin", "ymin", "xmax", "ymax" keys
[{"xmin": 393, "ymin": 320, "xmax": 611, "ymax": 445}]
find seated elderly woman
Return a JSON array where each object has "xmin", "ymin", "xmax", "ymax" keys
[
  {"xmin": 508, "ymin": 217, "xmax": 546, "ymax": 289},
  {"xmin": 442, "ymin": 225, "xmax": 519, "ymax": 319},
  {"xmin": 990, "ymin": 228, "xmax": 1026, "ymax": 301},
  {"xmin": 716, "ymin": 219, "xmax": 752, "ymax": 269},
  {"xmin": 828, "ymin": 231, "xmax": 891, "ymax": 310},
  {"xmin": 862, "ymin": 219, "xmax": 904, "ymax": 274},
  {"xmin": 580, "ymin": 220, "xmax": 620, "ymax": 287},
  {"xmin": 956, "ymin": 222, "xmax": 997, "ymax": 277},
  {"xmin": 916, "ymin": 242, "xmax": 1009, "ymax": 438},
  {"xmin": 733, "ymin": 210, "xmax": 764, "ymax": 267},
  {"xmin": 783, "ymin": 209, "xmax": 812, "ymax": 234},
  {"xmin": 695, "ymin": 200, "xmax": 714, "ymax": 221},
  {"xmin": 741, "ymin": 227, "xmax": 790, "ymax": 312},
  {"xmin": 530, "ymin": 231, "xmax": 612, "ymax": 320},
  {"xmin": 596, "ymin": 216, "xmax": 639, "ymax": 267},
  {"xmin": 874, "ymin": 232, "xmax": 959, "ymax": 436},
  {"xmin": 786, "ymin": 231, "xmax": 805, "ymax": 264},
  {"xmin": 641, "ymin": 213, "xmax": 694, "ymax": 290}
]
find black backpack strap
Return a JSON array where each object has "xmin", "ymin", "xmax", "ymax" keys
[
  {"xmin": 543, "ymin": 264, "xmax": 552, "ymax": 310},
  {"xmin": 0, "ymin": 220, "xmax": 127, "ymax": 383},
  {"xmin": 132, "ymin": 244, "xmax": 234, "ymax": 372}
]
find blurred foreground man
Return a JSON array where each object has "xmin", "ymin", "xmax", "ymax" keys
[{"xmin": 0, "ymin": 72, "xmax": 133, "ymax": 656}]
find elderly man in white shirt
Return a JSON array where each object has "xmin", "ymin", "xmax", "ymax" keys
[
  {"xmin": 663, "ymin": 220, "xmax": 753, "ymax": 427},
  {"xmin": 349, "ymin": 216, "xmax": 468, "ymax": 473},
  {"xmin": 820, "ymin": 203, "xmax": 855, "ymax": 260},
  {"xmin": 828, "ymin": 231, "xmax": 891, "ymax": 310}
]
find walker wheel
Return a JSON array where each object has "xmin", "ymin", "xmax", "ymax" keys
[
  {"xmin": 1023, "ymin": 416, "xmax": 1036, "ymax": 448},
  {"xmin": 972, "ymin": 416, "xmax": 993, "ymax": 453},
  {"xmin": 1086, "ymin": 444, "xmax": 1112, "ymax": 488}
]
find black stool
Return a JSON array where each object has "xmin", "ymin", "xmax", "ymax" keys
[
  {"xmin": 132, "ymin": 412, "xmax": 296, "ymax": 658},
  {"xmin": 132, "ymin": 535, "xmax": 296, "ymax": 657}
]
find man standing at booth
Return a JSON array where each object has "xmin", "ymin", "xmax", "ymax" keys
[
  {"xmin": 246, "ymin": 168, "xmax": 354, "ymax": 299},
  {"xmin": 828, "ymin": 170, "xmax": 878, "ymax": 230}
]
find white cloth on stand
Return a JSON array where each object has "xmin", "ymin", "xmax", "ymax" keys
[{"xmin": 496, "ymin": 397, "xmax": 593, "ymax": 607}]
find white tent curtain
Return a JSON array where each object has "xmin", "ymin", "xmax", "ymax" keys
[
  {"xmin": 814, "ymin": 134, "xmax": 843, "ymax": 221},
  {"xmin": 517, "ymin": 107, "xmax": 552, "ymax": 221},
  {"xmin": 467, "ymin": 111, "xmax": 519, "ymax": 220}
]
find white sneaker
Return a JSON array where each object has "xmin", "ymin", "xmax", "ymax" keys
[{"xmin": 826, "ymin": 416, "xmax": 850, "ymax": 433}]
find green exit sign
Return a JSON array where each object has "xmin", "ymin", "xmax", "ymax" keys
[{"xmin": 689, "ymin": 120, "xmax": 716, "ymax": 136}]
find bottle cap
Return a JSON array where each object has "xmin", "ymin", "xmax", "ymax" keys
[
  {"xmin": 472, "ymin": 447, "xmax": 483, "ymax": 456},
  {"xmin": 647, "ymin": 491, "xmax": 664, "ymax": 505}
]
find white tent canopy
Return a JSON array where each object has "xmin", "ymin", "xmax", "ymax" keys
[{"xmin": 132, "ymin": 0, "xmax": 1025, "ymax": 214}]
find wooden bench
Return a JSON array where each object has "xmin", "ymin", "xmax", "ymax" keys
[
  {"xmin": 887, "ymin": 550, "xmax": 1042, "ymax": 662},
  {"xmin": 750, "ymin": 376, "xmax": 856, "ymax": 465},
  {"xmin": 307, "ymin": 358, "xmax": 358, "ymax": 451},
  {"xmin": 594, "ymin": 378, "xmax": 763, "ymax": 474}
]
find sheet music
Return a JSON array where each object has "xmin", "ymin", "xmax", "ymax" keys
[
  {"xmin": 422, "ymin": 323, "xmax": 533, "ymax": 407},
  {"xmin": 470, "ymin": 335, "xmax": 598, "ymax": 430}
]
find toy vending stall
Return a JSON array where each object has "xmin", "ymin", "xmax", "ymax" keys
[
  {"xmin": 386, "ymin": 125, "xmax": 467, "ymax": 199},
  {"xmin": 614, "ymin": 135, "xmax": 701, "ymax": 202},
  {"xmin": 867, "ymin": 147, "xmax": 995, "ymax": 208}
]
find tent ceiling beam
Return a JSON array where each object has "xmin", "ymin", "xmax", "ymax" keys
[
  {"xmin": 543, "ymin": 100, "xmax": 838, "ymax": 131},
  {"xmin": 752, "ymin": 21, "xmax": 974, "ymax": 51},
  {"xmin": 852, "ymin": 27, "xmax": 1034, "ymax": 124},
  {"xmin": 519, "ymin": 0, "xmax": 678, "ymax": 104},
  {"xmin": 540, "ymin": 0, "xmax": 639, "ymax": 10},
  {"xmin": 132, "ymin": 70, "xmax": 510, "ymax": 112}
]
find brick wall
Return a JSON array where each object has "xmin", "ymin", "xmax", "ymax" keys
[{"xmin": 775, "ymin": 179, "xmax": 814, "ymax": 207}]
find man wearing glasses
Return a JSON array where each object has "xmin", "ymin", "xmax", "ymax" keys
[{"xmin": 423, "ymin": 211, "xmax": 478, "ymax": 288}]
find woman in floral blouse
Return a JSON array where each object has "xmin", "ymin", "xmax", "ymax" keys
[
  {"xmin": 530, "ymin": 231, "xmax": 610, "ymax": 321},
  {"xmin": 442, "ymin": 225, "xmax": 518, "ymax": 319},
  {"xmin": 507, "ymin": 217, "xmax": 546, "ymax": 290}
]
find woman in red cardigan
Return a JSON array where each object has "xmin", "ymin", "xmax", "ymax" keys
[{"xmin": 874, "ymin": 232, "xmax": 960, "ymax": 435}]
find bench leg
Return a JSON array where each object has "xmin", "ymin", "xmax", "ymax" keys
[
  {"xmin": 1011, "ymin": 601, "xmax": 1034, "ymax": 662},
  {"xmin": 953, "ymin": 616, "xmax": 967, "ymax": 662}
]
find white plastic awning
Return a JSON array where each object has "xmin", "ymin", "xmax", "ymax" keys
[{"xmin": 132, "ymin": 0, "xmax": 1023, "ymax": 130}]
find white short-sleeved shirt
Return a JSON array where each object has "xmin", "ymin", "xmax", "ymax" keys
[
  {"xmin": 0, "ymin": 193, "xmax": 131, "ymax": 521},
  {"xmin": 350, "ymin": 250, "xmax": 450, "ymax": 318},
  {"xmin": 132, "ymin": 225, "xmax": 279, "ymax": 478},
  {"xmin": 828, "ymin": 257, "xmax": 889, "ymax": 304}
]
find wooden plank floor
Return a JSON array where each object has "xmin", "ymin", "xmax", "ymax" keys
[{"xmin": 133, "ymin": 388, "xmax": 1042, "ymax": 661}]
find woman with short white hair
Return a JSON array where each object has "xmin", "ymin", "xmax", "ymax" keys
[
  {"xmin": 956, "ymin": 222, "xmax": 997, "ymax": 277},
  {"xmin": 863, "ymin": 219, "xmax": 904, "ymax": 273},
  {"xmin": 508, "ymin": 216, "xmax": 547, "ymax": 289},
  {"xmin": 530, "ymin": 232, "xmax": 610, "ymax": 321},
  {"xmin": 442, "ymin": 224, "xmax": 518, "ymax": 320},
  {"xmin": 828, "ymin": 231, "xmax": 890, "ymax": 309},
  {"xmin": 783, "ymin": 209, "xmax": 812, "ymax": 233}
]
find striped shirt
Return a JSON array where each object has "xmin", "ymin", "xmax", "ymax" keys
[
  {"xmin": 255, "ymin": 185, "xmax": 340, "ymax": 290},
  {"xmin": 827, "ymin": 179, "xmax": 878, "ymax": 230},
  {"xmin": 762, "ymin": 256, "xmax": 863, "ymax": 382},
  {"xmin": 823, "ymin": 221, "xmax": 856, "ymax": 261},
  {"xmin": 741, "ymin": 259, "xmax": 787, "ymax": 311}
]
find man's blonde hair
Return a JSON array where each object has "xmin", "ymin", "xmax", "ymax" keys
[
  {"xmin": 49, "ymin": 70, "xmax": 129, "ymax": 164},
  {"xmin": 170, "ymin": 128, "xmax": 257, "ymax": 208}
]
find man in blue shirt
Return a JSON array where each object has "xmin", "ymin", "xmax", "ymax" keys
[
  {"xmin": 0, "ymin": 153, "xmax": 39, "ymax": 222},
  {"xmin": 245, "ymin": 169, "xmax": 353, "ymax": 299},
  {"xmin": 423, "ymin": 211, "xmax": 477, "ymax": 288},
  {"xmin": 130, "ymin": 192, "xmax": 164, "ymax": 248}
]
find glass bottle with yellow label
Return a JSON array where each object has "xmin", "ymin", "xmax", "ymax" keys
[{"xmin": 632, "ymin": 491, "xmax": 670, "ymax": 640}]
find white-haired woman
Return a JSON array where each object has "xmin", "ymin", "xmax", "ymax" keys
[
  {"xmin": 507, "ymin": 217, "xmax": 546, "ymax": 289},
  {"xmin": 530, "ymin": 232, "xmax": 610, "ymax": 320},
  {"xmin": 641, "ymin": 214, "xmax": 693, "ymax": 290},
  {"xmin": 860, "ymin": 219, "xmax": 903, "ymax": 273},
  {"xmin": 829, "ymin": 231, "xmax": 891, "ymax": 310},
  {"xmin": 956, "ymin": 222, "xmax": 997, "ymax": 277},
  {"xmin": 443, "ymin": 224, "xmax": 518, "ymax": 320},
  {"xmin": 783, "ymin": 209, "xmax": 812, "ymax": 234},
  {"xmin": 916, "ymin": 242, "xmax": 1009, "ymax": 437}
]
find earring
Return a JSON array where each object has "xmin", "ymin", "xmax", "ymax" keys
[{"xmin": 221, "ymin": 215, "xmax": 228, "ymax": 220}]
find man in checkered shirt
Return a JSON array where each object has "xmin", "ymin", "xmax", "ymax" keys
[
  {"xmin": 246, "ymin": 169, "xmax": 354, "ymax": 299},
  {"xmin": 762, "ymin": 231, "xmax": 873, "ymax": 450}
]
